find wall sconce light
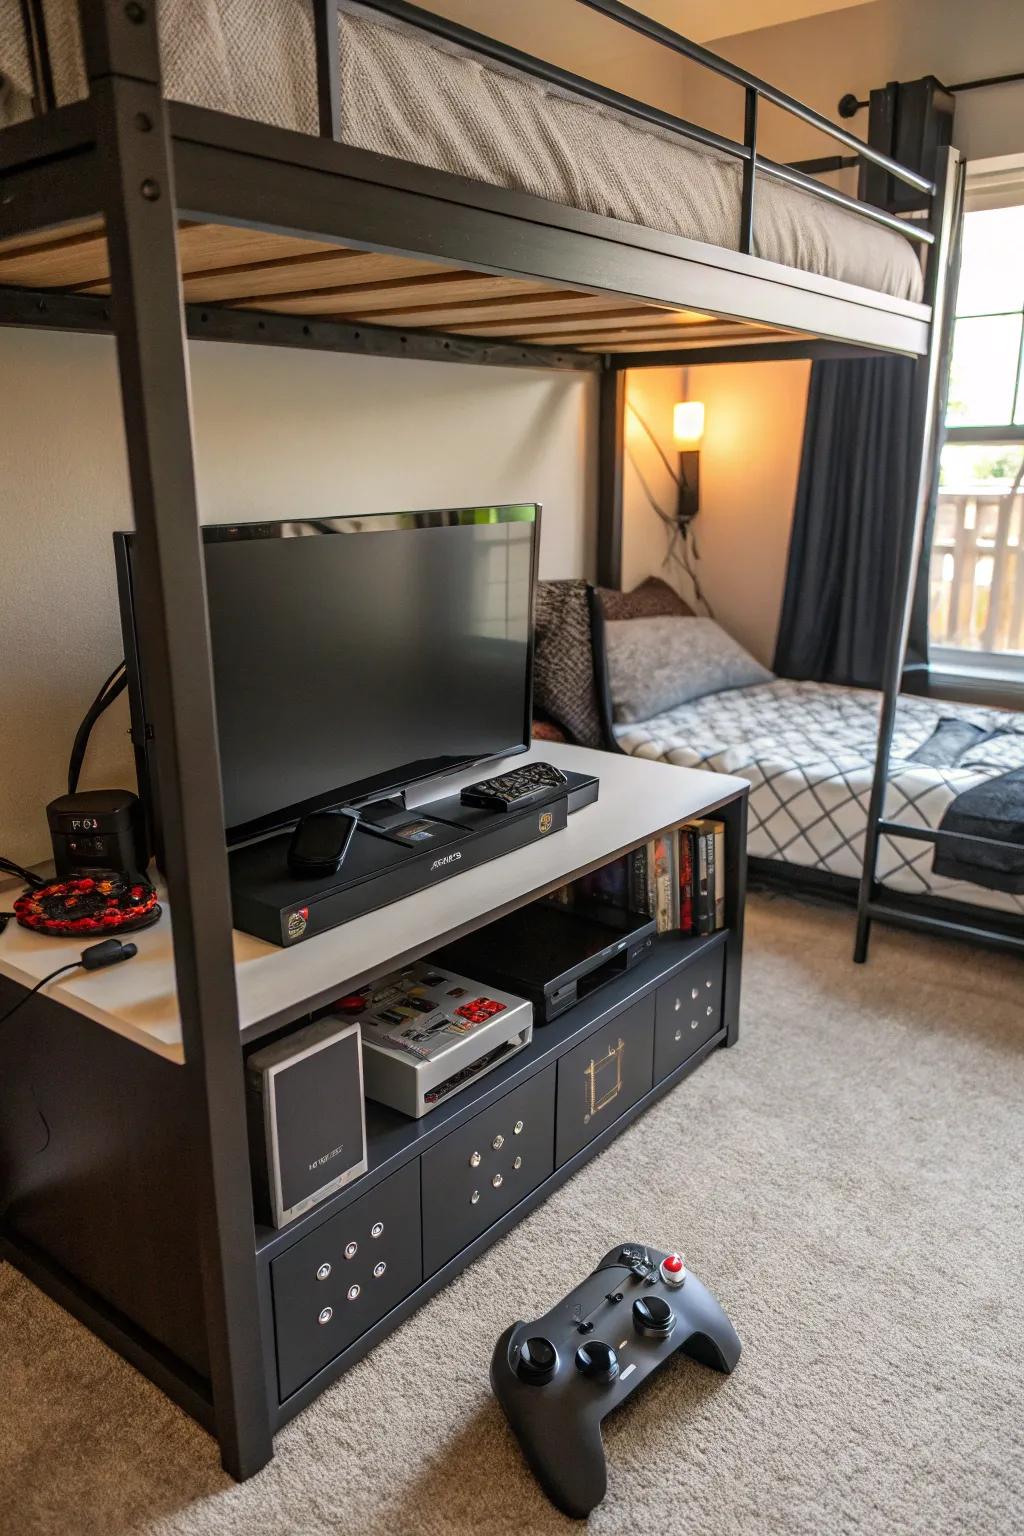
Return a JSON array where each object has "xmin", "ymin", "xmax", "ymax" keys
[{"xmin": 672, "ymin": 401, "xmax": 705, "ymax": 523}]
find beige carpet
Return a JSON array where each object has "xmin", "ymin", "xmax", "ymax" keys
[{"xmin": 2, "ymin": 893, "xmax": 1022, "ymax": 1536}]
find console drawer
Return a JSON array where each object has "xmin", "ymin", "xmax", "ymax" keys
[
  {"xmin": 421, "ymin": 1067, "xmax": 556, "ymax": 1277},
  {"xmin": 271, "ymin": 1159, "xmax": 421, "ymax": 1401},
  {"xmin": 653, "ymin": 940, "xmax": 726, "ymax": 1082},
  {"xmin": 555, "ymin": 995, "xmax": 655, "ymax": 1166}
]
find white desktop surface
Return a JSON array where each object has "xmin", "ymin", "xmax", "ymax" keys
[{"xmin": 0, "ymin": 744, "xmax": 747, "ymax": 1062}]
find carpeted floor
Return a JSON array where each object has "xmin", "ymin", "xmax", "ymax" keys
[{"xmin": 2, "ymin": 892, "xmax": 1022, "ymax": 1536}]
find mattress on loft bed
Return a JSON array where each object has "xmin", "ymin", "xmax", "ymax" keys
[
  {"xmin": 0, "ymin": 0, "xmax": 924, "ymax": 304},
  {"xmin": 614, "ymin": 678, "xmax": 1024, "ymax": 917}
]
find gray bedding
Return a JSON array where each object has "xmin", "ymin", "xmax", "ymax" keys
[{"xmin": 0, "ymin": 1, "xmax": 925, "ymax": 303}]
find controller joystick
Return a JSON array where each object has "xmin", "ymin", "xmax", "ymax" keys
[
  {"xmin": 490, "ymin": 1242, "xmax": 740, "ymax": 1519},
  {"xmin": 632, "ymin": 1294, "xmax": 675, "ymax": 1337},
  {"xmin": 575, "ymin": 1339, "xmax": 619, "ymax": 1382},
  {"xmin": 515, "ymin": 1336, "xmax": 558, "ymax": 1384}
]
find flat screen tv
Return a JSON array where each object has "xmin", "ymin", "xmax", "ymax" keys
[{"xmin": 114, "ymin": 505, "xmax": 540, "ymax": 847}]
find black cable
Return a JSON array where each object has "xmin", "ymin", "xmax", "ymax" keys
[
  {"xmin": 0, "ymin": 856, "xmax": 45, "ymax": 890},
  {"xmin": 67, "ymin": 661, "xmax": 127, "ymax": 795},
  {"xmin": 0, "ymin": 938, "xmax": 138, "ymax": 1028},
  {"xmin": 0, "ymin": 963, "xmax": 79, "ymax": 1027}
]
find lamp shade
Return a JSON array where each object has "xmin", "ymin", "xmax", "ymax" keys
[{"xmin": 672, "ymin": 401, "xmax": 705, "ymax": 449}]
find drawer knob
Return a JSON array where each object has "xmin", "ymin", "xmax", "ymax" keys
[
  {"xmin": 344, "ymin": 1241, "xmax": 358, "ymax": 1260},
  {"xmin": 492, "ymin": 1173, "xmax": 504, "ymax": 1189},
  {"xmin": 471, "ymin": 1190, "xmax": 480, "ymax": 1204},
  {"xmin": 674, "ymin": 1028, "xmax": 682, "ymax": 1042},
  {"xmin": 318, "ymin": 1307, "xmax": 333, "ymax": 1326},
  {"xmin": 347, "ymin": 1284, "xmax": 361, "ymax": 1302},
  {"xmin": 706, "ymin": 978, "xmax": 713, "ymax": 989},
  {"xmin": 674, "ymin": 998, "xmax": 681, "ymax": 1012},
  {"xmin": 691, "ymin": 986, "xmax": 699, "ymax": 1000},
  {"xmin": 469, "ymin": 1150, "xmax": 482, "ymax": 1168},
  {"xmin": 492, "ymin": 1134, "xmax": 505, "ymax": 1150},
  {"xmin": 514, "ymin": 1121, "xmax": 524, "ymax": 1135},
  {"xmin": 513, "ymin": 1155, "xmax": 523, "ymax": 1170},
  {"xmin": 373, "ymin": 1261, "xmax": 387, "ymax": 1279},
  {"xmin": 316, "ymin": 1262, "xmax": 332, "ymax": 1282},
  {"xmin": 371, "ymin": 1221, "xmax": 384, "ymax": 1239},
  {"xmin": 691, "ymin": 1019, "xmax": 699, "ymax": 1030},
  {"xmin": 707, "ymin": 1005, "xmax": 713, "ymax": 1016}
]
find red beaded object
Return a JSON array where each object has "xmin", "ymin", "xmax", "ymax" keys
[{"xmin": 14, "ymin": 876, "xmax": 161, "ymax": 938}]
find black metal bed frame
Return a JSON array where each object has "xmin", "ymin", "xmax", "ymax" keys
[{"xmin": 1, "ymin": 0, "xmax": 1011, "ymax": 1484}]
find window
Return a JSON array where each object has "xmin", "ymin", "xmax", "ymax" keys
[{"xmin": 929, "ymin": 195, "xmax": 1024, "ymax": 677}]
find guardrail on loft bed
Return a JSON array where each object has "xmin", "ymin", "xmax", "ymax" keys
[{"xmin": 15, "ymin": 0, "xmax": 937, "ymax": 267}]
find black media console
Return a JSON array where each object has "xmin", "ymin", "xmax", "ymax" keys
[
  {"xmin": 0, "ymin": 749, "xmax": 746, "ymax": 1472},
  {"xmin": 262, "ymin": 927, "xmax": 730, "ymax": 1417}
]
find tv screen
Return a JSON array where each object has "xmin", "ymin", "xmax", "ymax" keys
[{"xmin": 117, "ymin": 506, "xmax": 539, "ymax": 844}]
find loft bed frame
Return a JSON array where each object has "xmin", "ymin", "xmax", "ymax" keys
[{"xmin": 0, "ymin": 0, "xmax": 996, "ymax": 1483}]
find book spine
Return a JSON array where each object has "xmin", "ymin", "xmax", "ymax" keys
[
  {"xmin": 696, "ymin": 829, "xmax": 712, "ymax": 935},
  {"xmin": 628, "ymin": 843, "xmax": 649, "ymax": 916},
  {"xmin": 645, "ymin": 838, "xmax": 658, "ymax": 920},
  {"xmin": 653, "ymin": 835, "xmax": 672, "ymax": 933},
  {"xmin": 713, "ymin": 823, "xmax": 726, "ymax": 930},
  {"xmin": 678, "ymin": 828, "xmax": 694, "ymax": 935},
  {"xmin": 668, "ymin": 832, "xmax": 680, "ymax": 931}
]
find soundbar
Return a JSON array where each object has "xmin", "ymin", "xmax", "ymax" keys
[{"xmin": 229, "ymin": 770, "xmax": 599, "ymax": 946}]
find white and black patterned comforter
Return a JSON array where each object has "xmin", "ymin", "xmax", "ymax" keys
[{"xmin": 615, "ymin": 679, "xmax": 1024, "ymax": 916}]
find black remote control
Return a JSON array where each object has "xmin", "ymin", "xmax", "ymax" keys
[
  {"xmin": 490, "ymin": 1243, "xmax": 741, "ymax": 1518},
  {"xmin": 460, "ymin": 761, "xmax": 568, "ymax": 812}
]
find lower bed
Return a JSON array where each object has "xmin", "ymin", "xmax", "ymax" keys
[
  {"xmin": 0, "ymin": 1, "xmax": 924, "ymax": 305},
  {"xmin": 615, "ymin": 679, "xmax": 1024, "ymax": 919}
]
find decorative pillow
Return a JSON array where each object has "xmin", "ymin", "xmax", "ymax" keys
[
  {"xmin": 532, "ymin": 579, "xmax": 605, "ymax": 748},
  {"xmin": 605, "ymin": 616, "xmax": 773, "ymax": 723},
  {"xmin": 597, "ymin": 575, "xmax": 694, "ymax": 621}
]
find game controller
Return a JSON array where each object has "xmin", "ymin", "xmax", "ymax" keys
[{"xmin": 490, "ymin": 1243, "xmax": 741, "ymax": 1519}]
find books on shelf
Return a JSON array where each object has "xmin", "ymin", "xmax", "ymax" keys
[
  {"xmin": 629, "ymin": 819, "xmax": 727, "ymax": 937},
  {"xmin": 544, "ymin": 819, "xmax": 726, "ymax": 938}
]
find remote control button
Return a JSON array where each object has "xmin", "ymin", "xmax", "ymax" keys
[
  {"xmin": 660, "ymin": 1253, "xmax": 686, "ymax": 1287},
  {"xmin": 516, "ymin": 1336, "xmax": 558, "ymax": 1384},
  {"xmin": 633, "ymin": 1295, "xmax": 676, "ymax": 1337},
  {"xmin": 575, "ymin": 1340, "xmax": 619, "ymax": 1383}
]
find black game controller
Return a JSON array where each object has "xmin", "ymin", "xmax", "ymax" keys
[{"xmin": 490, "ymin": 1243, "xmax": 741, "ymax": 1519}]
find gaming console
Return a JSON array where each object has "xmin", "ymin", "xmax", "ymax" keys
[
  {"xmin": 331, "ymin": 961, "xmax": 533, "ymax": 1118},
  {"xmin": 491, "ymin": 1243, "xmax": 741, "ymax": 1518},
  {"xmin": 430, "ymin": 897, "xmax": 657, "ymax": 1022},
  {"xmin": 228, "ymin": 769, "xmax": 599, "ymax": 947}
]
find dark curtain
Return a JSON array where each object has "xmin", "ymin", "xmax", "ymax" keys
[{"xmin": 773, "ymin": 355, "xmax": 927, "ymax": 689}]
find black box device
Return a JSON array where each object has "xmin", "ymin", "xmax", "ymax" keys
[
  {"xmin": 431, "ymin": 899, "xmax": 657, "ymax": 1023},
  {"xmin": 246, "ymin": 1017, "xmax": 368, "ymax": 1228}
]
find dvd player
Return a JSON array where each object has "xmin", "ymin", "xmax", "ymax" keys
[{"xmin": 429, "ymin": 899, "xmax": 657, "ymax": 1023}]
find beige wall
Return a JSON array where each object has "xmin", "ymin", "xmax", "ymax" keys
[
  {"xmin": 682, "ymin": 0, "xmax": 1024, "ymax": 168},
  {"xmin": 622, "ymin": 361, "xmax": 810, "ymax": 666},
  {"xmin": 681, "ymin": 360, "xmax": 811, "ymax": 667},
  {"xmin": 0, "ymin": 329, "xmax": 595, "ymax": 865}
]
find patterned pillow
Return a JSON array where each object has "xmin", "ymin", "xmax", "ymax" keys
[
  {"xmin": 596, "ymin": 575, "xmax": 694, "ymax": 621},
  {"xmin": 605, "ymin": 616, "xmax": 773, "ymax": 724},
  {"xmin": 533, "ymin": 579, "xmax": 606, "ymax": 748}
]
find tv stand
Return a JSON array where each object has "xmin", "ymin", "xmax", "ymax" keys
[{"xmin": 0, "ymin": 744, "xmax": 748, "ymax": 1481}]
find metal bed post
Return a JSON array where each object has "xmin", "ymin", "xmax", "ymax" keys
[
  {"xmin": 77, "ymin": 0, "xmax": 273, "ymax": 1477},
  {"xmin": 314, "ymin": 0, "xmax": 342, "ymax": 140},
  {"xmin": 596, "ymin": 365, "xmax": 625, "ymax": 588},
  {"xmin": 853, "ymin": 144, "xmax": 965, "ymax": 963}
]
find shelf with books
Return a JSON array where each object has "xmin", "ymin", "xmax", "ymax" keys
[{"xmin": 550, "ymin": 817, "xmax": 730, "ymax": 940}]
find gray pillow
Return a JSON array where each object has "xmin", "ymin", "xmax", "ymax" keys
[{"xmin": 605, "ymin": 616, "xmax": 773, "ymax": 723}]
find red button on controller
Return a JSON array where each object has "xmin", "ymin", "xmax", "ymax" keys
[{"xmin": 660, "ymin": 1252, "xmax": 686, "ymax": 1287}]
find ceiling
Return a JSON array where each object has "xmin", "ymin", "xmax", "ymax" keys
[{"xmin": 624, "ymin": 1, "xmax": 876, "ymax": 43}]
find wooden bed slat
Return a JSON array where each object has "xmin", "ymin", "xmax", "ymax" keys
[
  {"xmin": 232, "ymin": 271, "xmax": 561, "ymax": 317},
  {"xmin": 0, "ymin": 216, "xmax": 791, "ymax": 358}
]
